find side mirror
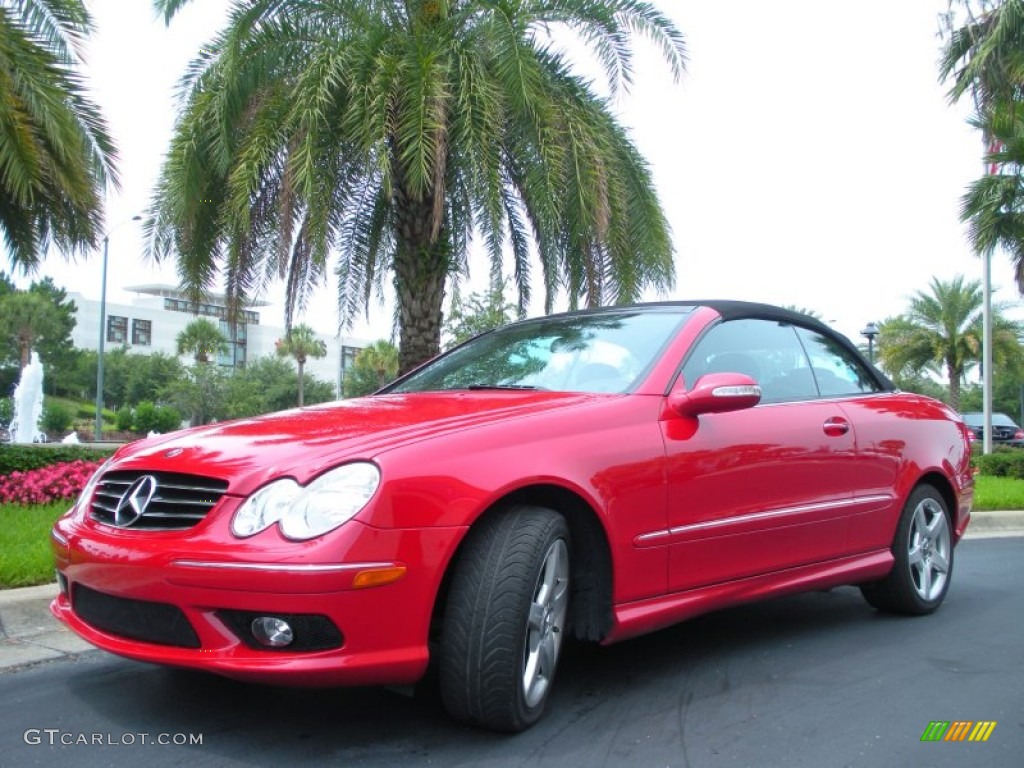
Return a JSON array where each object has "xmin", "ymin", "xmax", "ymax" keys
[{"xmin": 668, "ymin": 372, "xmax": 761, "ymax": 418}]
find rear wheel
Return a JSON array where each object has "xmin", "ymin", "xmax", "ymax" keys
[
  {"xmin": 860, "ymin": 484, "xmax": 953, "ymax": 615},
  {"xmin": 439, "ymin": 506, "xmax": 570, "ymax": 732}
]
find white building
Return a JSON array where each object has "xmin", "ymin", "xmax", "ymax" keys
[{"xmin": 68, "ymin": 284, "xmax": 367, "ymax": 397}]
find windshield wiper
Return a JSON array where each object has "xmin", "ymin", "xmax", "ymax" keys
[{"xmin": 467, "ymin": 383, "xmax": 540, "ymax": 390}]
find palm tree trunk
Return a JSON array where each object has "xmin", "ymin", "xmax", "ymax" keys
[
  {"xmin": 393, "ymin": 178, "xmax": 448, "ymax": 375},
  {"xmin": 947, "ymin": 361, "xmax": 961, "ymax": 412},
  {"xmin": 297, "ymin": 359, "xmax": 305, "ymax": 407},
  {"xmin": 394, "ymin": 249, "xmax": 446, "ymax": 374}
]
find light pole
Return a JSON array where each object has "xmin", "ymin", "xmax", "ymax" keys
[
  {"xmin": 95, "ymin": 216, "xmax": 141, "ymax": 441},
  {"xmin": 860, "ymin": 322, "xmax": 879, "ymax": 364}
]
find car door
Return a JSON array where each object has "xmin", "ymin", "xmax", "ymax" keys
[
  {"xmin": 660, "ymin": 317, "xmax": 861, "ymax": 592},
  {"xmin": 791, "ymin": 324, "xmax": 903, "ymax": 553}
]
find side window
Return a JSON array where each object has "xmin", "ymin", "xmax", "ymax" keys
[
  {"xmin": 682, "ymin": 318, "xmax": 817, "ymax": 403},
  {"xmin": 795, "ymin": 327, "xmax": 882, "ymax": 396}
]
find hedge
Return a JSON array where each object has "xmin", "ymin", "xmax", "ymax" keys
[
  {"xmin": 0, "ymin": 444, "xmax": 116, "ymax": 476},
  {"xmin": 973, "ymin": 448, "xmax": 1024, "ymax": 479}
]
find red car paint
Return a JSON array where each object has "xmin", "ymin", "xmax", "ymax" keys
[{"xmin": 51, "ymin": 302, "xmax": 972, "ymax": 692}]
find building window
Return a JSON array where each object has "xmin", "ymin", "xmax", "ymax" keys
[
  {"xmin": 163, "ymin": 297, "xmax": 259, "ymax": 325},
  {"xmin": 107, "ymin": 316, "xmax": 128, "ymax": 345},
  {"xmin": 132, "ymin": 319, "xmax": 152, "ymax": 346},
  {"xmin": 217, "ymin": 319, "xmax": 248, "ymax": 367}
]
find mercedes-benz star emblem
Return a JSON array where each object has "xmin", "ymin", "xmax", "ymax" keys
[{"xmin": 114, "ymin": 476, "xmax": 159, "ymax": 527}]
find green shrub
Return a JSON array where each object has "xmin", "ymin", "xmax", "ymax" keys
[
  {"xmin": 41, "ymin": 402, "xmax": 73, "ymax": 434},
  {"xmin": 0, "ymin": 445, "xmax": 116, "ymax": 475},
  {"xmin": 115, "ymin": 406, "xmax": 134, "ymax": 432},
  {"xmin": 973, "ymin": 448, "xmax": 1024, "ymax": 479},
  {"xmin": 154, "ymin": 405, "xmax": 182, "ymax": 433},
  {"xmin": 76, "ymin": 402, "xmax": 116, "ymax": 423},
  {"xmin": 0, "ymin": 396, "xmax": 11, "ymax": 429}
]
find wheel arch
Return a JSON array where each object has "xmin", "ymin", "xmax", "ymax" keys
[
  {"xmin": 913, "ymin": 470, "xmax": 957, "ymax": 521},
  {"xmin": 429, "ymin": 484, "xmax": 614, "ymax": 645}
]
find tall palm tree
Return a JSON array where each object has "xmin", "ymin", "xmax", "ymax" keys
[
  {"xmin": 876, "ymin": 275, "xmax": 1023, "ymax": 410},
  {"xmin": 275, "ymin": 323, "xmax": 327, "ymax": 406},
  {"xmin": 147, "ymin": 0, "xmax": 686, "ymax": 373},
  {"xmin": 0, "ymin": 0, "xmax": 118, "ymax": 270},
  {"xmin": 941, "ymin": 1, "xmax": 1024, "ymax": 286},
  {"xmin": 176, "ymin": 318, "xmax": 229, "ymax": 364},
  {"xmin": 940, "ymin": 1, "xmax": 1024, "ymax": 111},
  {"xmin": 959, "ymin": 104, "xmax": 1024, "ymax": 289}
]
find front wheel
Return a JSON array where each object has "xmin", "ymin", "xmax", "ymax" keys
[
  {"xmin": 860, "ymin": 484, "xmax": 953, "ymax": 615},
  {"xmin": 439, "ymin": 506, "xmax": 571, "ymax": 732}
]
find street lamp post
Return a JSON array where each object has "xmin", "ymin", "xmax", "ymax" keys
[
  {"xmin": 95, "ymin": 216, "xmax": 141, "ymax": 441},
  {"xmin": 860, "ymin": 322, "xmax": 879, "ymax": 364}
]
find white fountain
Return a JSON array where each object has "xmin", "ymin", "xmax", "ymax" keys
[{"xmin": 10, "ymin": 351, "xmax": 46, "ymax": 444}]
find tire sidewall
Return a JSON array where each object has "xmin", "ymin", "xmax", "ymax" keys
[{"xmin": 511, "ymin": 514, "xmax": 571, "ymax": 728}]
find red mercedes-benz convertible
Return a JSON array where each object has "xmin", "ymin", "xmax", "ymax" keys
[{"xmin": 51, "ymin": 301, "xmax": 973, "ymax": 731}]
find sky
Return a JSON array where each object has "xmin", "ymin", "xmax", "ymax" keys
[{"xmin": 16, "ymin": 0, "xmax": 1024, "ymax": 346}]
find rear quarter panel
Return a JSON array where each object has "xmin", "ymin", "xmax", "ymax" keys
[{"xmin": 839, "ymin": 392, "xmax": 973, "ymax": 550}]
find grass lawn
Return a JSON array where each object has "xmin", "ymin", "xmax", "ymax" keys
[
  {"xmin": 0, "ymin": 502, "xmax": 68, "ymax": 589},
  {"xmin": 972, "ymin": 475, "xmax": 1024, "ymax": 511}
]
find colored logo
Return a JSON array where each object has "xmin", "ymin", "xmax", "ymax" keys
[{"xmin": 921, "ymin": 721, "xmax": 997, "ymax": 742}]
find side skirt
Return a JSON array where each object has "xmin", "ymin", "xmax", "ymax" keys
[{"xmin": 604, "ymin": 550, "xmax": 893, "ymax": 644}]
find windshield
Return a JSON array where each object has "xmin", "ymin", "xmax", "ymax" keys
[
  {"xmin": 387, "ymin": 308, "xmax": 692, "ymax": 394},
  {"xmin": 963, "ymin": 413, "xmax": 1018, "ymax": 428}
]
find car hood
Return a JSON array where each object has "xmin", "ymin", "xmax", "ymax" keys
[{"xmin": 110, "ymin": 391, "xmax": 608, "ymax": 494}]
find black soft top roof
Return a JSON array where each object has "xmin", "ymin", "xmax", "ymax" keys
[{"xmin": 541, "ymin": 299, "xmax": 829, "ymax": 328}]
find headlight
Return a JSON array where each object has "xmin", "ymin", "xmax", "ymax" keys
[
  {"xmin": 231, "ymin": 463, "xmax": 381, "ymax": 541},
  {"xmin": 231, "ymin": 478, "xmax": 301, "ymax": 537}
]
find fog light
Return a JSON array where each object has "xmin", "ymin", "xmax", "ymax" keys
[{"xmin": 251, "ymin": 616, "xmax": 294, "ymax": 648}]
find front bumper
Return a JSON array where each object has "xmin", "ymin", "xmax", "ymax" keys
[{"xmin": 51, "ymin": 511, "xmax": 465, "ymax": 687}]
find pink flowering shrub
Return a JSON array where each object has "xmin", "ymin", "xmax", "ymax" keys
[{"xmin": 0, "ymin": 459, "xmax": 104, "ymax": 506}]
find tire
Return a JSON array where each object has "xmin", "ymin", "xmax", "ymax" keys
[
  {"xmin": 860, "ymin": 484, "xmax": 953, "ymax": 615},
  {"xmin": 439, "ymin": 506, "xmax": 571, "ymax": 732}
]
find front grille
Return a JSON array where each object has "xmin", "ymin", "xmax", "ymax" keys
[
  {"xmin": 90, "ymin": 470, "xmax": 228, "ymax": 530},
  {"xmin": 72, "ymin": 584, "xmax": 200, "ymax": 648}
]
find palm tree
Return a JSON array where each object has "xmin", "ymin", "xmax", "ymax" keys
[
  {"xmin": 0, "ymin": 0, "xmax": 118, "ymax": 270},
  {"xmin": 176, "ymin": 318, "xmax": 229, "ymax": 364},
  {"xmin": 275, "ymin": 323, "xmax": 327, "ymax": 406},
  {"xmin": 876, "ymin": 275, "xmax": 1023, "ymax": 410},
  {"xmin": 146, "ymin": 0, "xmax": 686, "ymax": 373},
  {"xmin": 959, "ymin": 106, "xmax": 1024, "ymax": 289},
  {"xmin": 344, "ymin": 340, "xmax": 399, "ymax": 398},
  {"xmin": 940, "ymin": 1, "xmax": 1024, "ymax": 112},
  {"xmin": 0, "ymin": 291, "xmax": 62, "ymax": 370},
  {"xmin": 941, "ymin": 1, "xmax": 1024, "ymax": 287}
]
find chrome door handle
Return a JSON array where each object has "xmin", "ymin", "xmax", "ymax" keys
[{"xmin": 823, "ymin": 417, "xmax": 850, "ymax": 436}]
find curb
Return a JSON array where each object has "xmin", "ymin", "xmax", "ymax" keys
[
  {"xmin": 2, "ymin": 512, "xmax": 1021, "ymax": 674},
  {"xmin": 0, "ymin": 582, "xmax": 93, "ymax": 672},
  {"xmin": 964, "ymin": 509, "xmax": 1024, "ymax": 536}
]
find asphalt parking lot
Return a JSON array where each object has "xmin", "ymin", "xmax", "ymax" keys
[{"xmin": 0, "ymin": 520, "xmax": 1021, "ymax": 768}]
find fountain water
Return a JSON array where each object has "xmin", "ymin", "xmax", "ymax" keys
[{"xmin": 10, "ymin": 351, "xmax": 46, "ymax": 443}]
